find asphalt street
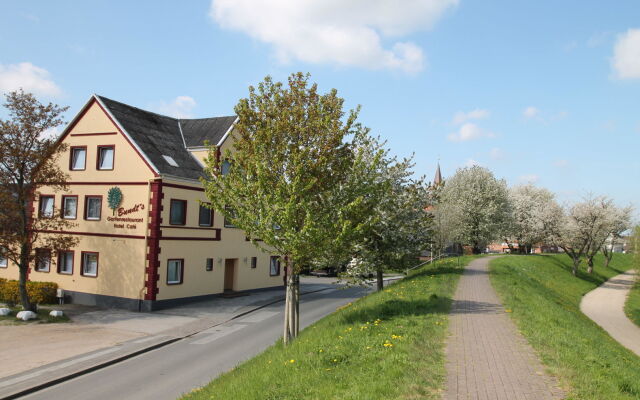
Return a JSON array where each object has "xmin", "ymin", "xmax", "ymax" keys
[{"xmin": 21, "ymin": 285, "xmax": 370, "ymax": 400}]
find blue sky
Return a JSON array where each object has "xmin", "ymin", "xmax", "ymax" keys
[{"xmin": 1, "ymin": 1, "xmax": 639, "ymax": 214}]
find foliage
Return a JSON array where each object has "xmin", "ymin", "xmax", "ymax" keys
[
  {"xmin": 490, "ymin": 254, "xmax": 640, "ymax": 399},
  {"xmin": 201, "ymin": 73, "xmax": 384, "ymax": 342},
  {"xmin": 181, "ymin": 257, "xmax": 475, "ymax": 400},
  {"xmin": 505, "ymin": 184, "xmax": 562, "ymax": 253},
  {"xmin": 438, "ymin": 165, "xmax": 510, "ymax": 253},
  {"xmin": 342, "ymin": 140, "xmax": 432, "ymax": 289},
  {"xmin": 0, "ymin": 90, "xmax": 78, "ymax": 310},
  {"xmin": 0, "ymin": 279, "xmax": 58, "ymax": 304}
]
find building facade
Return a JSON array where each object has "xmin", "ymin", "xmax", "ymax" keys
[{"xmin": 0, "ymin": 95, "xmax": 283, "ymax": 311}]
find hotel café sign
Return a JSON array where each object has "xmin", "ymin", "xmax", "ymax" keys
[{"xmin": 106, "ymin": 187, "xmax": 144, "ymax": 229}]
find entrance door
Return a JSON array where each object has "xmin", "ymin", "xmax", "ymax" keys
[{"xmin": 224, "ymin": 259, "xmax": 236, "ymax": 291}]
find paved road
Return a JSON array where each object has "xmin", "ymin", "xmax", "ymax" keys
[
  {"xmin": 444, "ymin": 257, "xmax": 564, "ymax": 400},
  {"xmin": 580, "ymin": 269, "xmax": 640, "ymax": 356},
  {"xmin": 21, "ymin": 286, "xmax": 369, "ymax": 400}
]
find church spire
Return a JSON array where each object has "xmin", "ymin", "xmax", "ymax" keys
[{"xmin": 434, "ymin": 162, "xmax": 442, "ymax": 186}]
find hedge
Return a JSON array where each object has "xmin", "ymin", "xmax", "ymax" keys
[{"xmin": 0, "ymin": 279, "xmax": 58, "ymax": 304}]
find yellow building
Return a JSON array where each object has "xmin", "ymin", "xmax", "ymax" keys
[{"xmin": 0, "ymin": 95, "xmax": 283, "ymax": 311}]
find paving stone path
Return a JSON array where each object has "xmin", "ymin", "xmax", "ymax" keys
[
  {"xmin": 580, "ymin": 269, "xmax": 640, "ymax": 356},
  {"xmin": 443, "ymin": 257, "xmax": 565, "ymax": 400}
]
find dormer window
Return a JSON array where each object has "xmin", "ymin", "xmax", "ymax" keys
[
  {"xmin": 70, "ymin": 147, "xmax": 87, "ymax": 170},
  {"xmin": 97, "ymin": 145, "xmax": 114, "ymax": 170}
]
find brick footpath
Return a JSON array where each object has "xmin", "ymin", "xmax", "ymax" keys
[{"xmin": 443, "ymin": 257, "xmax": 565, "ymax": 400}]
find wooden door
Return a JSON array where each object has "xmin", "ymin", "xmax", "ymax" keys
[{"xmin": 224, "ymin": 259, "xmax": 235, "ymax": 291}]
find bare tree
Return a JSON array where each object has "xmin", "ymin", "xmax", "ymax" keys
[{"xmin": 0, "ymin": 90, "xmax": 77, "ymax": 311}]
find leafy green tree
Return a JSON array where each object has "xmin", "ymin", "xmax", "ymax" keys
[
  {"xmin": 202, "ymin": 73, "xmax": 380, "ymax": 344},
  {"xmin": 0, "ymin": 90, "xmax": 77, "ymax": 311},
  {"xmin": 344, "ymin": 148, "xmax": 432, "ymax": 290}
]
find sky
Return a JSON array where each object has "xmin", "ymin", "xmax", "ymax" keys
[{"xmin": 1, "ymin": 0, "xmax": 639, "ymax": 215}]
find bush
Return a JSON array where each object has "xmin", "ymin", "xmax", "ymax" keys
[{"xmin": 0, "ymin": 280, "xmax": 58, "ymax": 304}]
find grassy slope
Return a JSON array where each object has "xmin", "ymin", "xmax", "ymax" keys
[
  {"xmin": 625, "ymin": 279, "xmax": 640, "ymax": 328},
  {"xmin": 182, "ymin": 256, "xmax": 475, "ymax": 400},
  {"xmin": 490, "ymin": 254, "xmax": 640, "ymax": 400}
]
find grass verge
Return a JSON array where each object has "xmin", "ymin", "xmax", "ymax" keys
[
  {"xmin": 182, "ymin": 256, "xmax": 475, "ymax": 400},
  {"xmin": 625, "ymin": 279, "xmax": 640, "ymax": 328},
  {"xmin": 0, "ymin": 306, "xmax": 70, "ymax": 325},
  {"xmin": 490, "ymin": 254, "xmax": 640, "ymax": 399}
]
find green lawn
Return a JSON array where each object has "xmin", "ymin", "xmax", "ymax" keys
[
  {"xmin": 0, "ymin": 306, "xmax": 70, "ymax": 325},
  {"xmin": 490, "ymin": 254, "xmax": 640, "ymax": 400},
  {"xmin": 625, "ymin": 279, "xmax": 640, "ymax": 328},
  {"xmin": 181, "ymin": 256, "xmax": 475, "ymax": 400}
]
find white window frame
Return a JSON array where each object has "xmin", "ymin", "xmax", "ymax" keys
[
  {"xmin": 70, "ymin": 147, "xmax": 86, "ymax": 170},
  {"xmin": 85, "ymin": 196, "xmax": 102, "ymax": 220},
  {"xmin": 167, "ymin": 259, "xmax": 183, "ymax": 284},
  {"xmin": 97, "ymin": 146, "xmax": 114, "ymax": 170},
  {"xmin": 62, "ymin": 196, "xmax": 78, "ymax": 219}
]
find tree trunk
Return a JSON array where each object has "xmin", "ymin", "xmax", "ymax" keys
[
  {"xmin": 586, "ymin": 256, "xmax": 594, "ymax": 274},
  {"xmin": 294, "ymin": 274, "xmax": 299, "ymax": 336},
  {"xmin": 602, "ymin": 248, "xmax": 612, "ymax": 268},
  {"xmin": 376, "ymin": 269, "xmax": 384, "ymax": 291},
  {"xmin": 283, "ymin": 273, "xmax": 291, "ymax": 345},
  {"xmin": 282, "ymin": 259, "xmax": 299, "ymax": 345},
  {"xmin": 18, "ymin": 243, "xmax": 34, "ymax": 311},
  {"xmin": 572, "ymin": 257, "xmax": 580, "ymax": 276}
]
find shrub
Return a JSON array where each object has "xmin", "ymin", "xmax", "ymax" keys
[{"xmin": 0, "ymin": 280, "xmax": 58, "ymax": 304}]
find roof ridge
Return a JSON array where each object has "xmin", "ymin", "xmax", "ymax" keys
[{"xmin": 96, "ymin": 95, "xmax": 179, "ymax": 121}]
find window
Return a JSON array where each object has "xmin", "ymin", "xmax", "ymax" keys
[
  {"xmin": 221, "ymin": 160, "xmax": 231, "ymax": 175},
  {"xmin": 167, "ymin": 259, "xmax": 183, "ymax": 284},
  {"xmin": 251, "ymin": 257, "xmax": 257, "ymax": 269},
  {"xmin": 270, "ymin": 256, "xmax": 281, "ymax": 276},
  {"xmin": 0, "ymin": 247, "xmax": 7, "ymax": 268},
  {"xmin": 206, "ymin": 258, "xmax": 213, "ymax": 271},
  {"xmin": 70, "ymin": 147, "xmax": 86, "ymax": 170},
  {"xmin": 39, "ymin": 195, "xmax": 54, "ymax": 218},
  {"xmin": 62, "ymin": 196, "xmax": 78, "ymax": 219},
  {"xmin": 35, "ymin": 249, "xmax": 51, "ymax": 272},
  {"xmin": 199, "ymin": 203, "xmax": 213, "ymax": 227},
  {"xmin": 224, "ymin": 206, "xmax": 237, "ymax": 228},
  {"xmin": 85, "ymin": 196, "xmax": 102, "ymax": 220},
  {"xmin": 58, "ymin": 251, "xmax": 74, "ymax": 275},
  {"xmin": 81, "ymin": 252, "xmax": 98, "ymax": 277},
  {"xmin": 97, "ymin": 145, "xmax": 114, "ymax": 170},
  {"xmin": 170, "ymin": 199, "xmax": 187, "ymax": 225}
]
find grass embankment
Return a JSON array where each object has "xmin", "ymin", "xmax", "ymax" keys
[
  {"xmin": 490, "ymin": 254, "xmax": 640, "ymax": 399},
  {"xmin": 0, "ymin": 306, "xmax": 70, "ymax": 325},
  {"xmin": 625, "ymin": 279, "xmax": 640, "ymax": 328},
  {"xmin": 182, "ymin": 256, "xmax": 475, "ymax": 400}
]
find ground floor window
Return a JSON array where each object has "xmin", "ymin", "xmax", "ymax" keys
[
  {"xmin": 270, "ymin": 256, "xmax": 281, "ymax": 276},
  {"xmin": 81, "ymin": 252, "xmax": 99, "ymax": 277},
  {"xmin": 35, "ymin": 249, "xmax": 51, "ymax": 272},
  {"xmin": 58, "ymin": 251, "xmax": 74, "ymax": 274},
  {"xmin": 167, "ymin": 259, "xmax": 183, "ymax": 284},
  {"xmin": 0, "ymin": 247, "xmax": 7, "ymax": 268},
  {"xmin": 251, "ymin": 257, "xmax": 257, "ymax": 269},
  {"xmin": 206, "ymin": 258, "xmax": 213, "ymax": 271}
]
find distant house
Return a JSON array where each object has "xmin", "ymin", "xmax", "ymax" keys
[{"xmin": 0, "ymin": 95, "xmax": 282, "ymax": 311}]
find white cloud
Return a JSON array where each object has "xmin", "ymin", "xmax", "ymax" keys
[
  {"xmin": 39, "ymin": 127, "xmax": 61, "ymax": 140},
  {"xmin": 447, "ymin": 122, "xmax": 495, "ymax": 142},
  {"xmin": 518, "ymin": 174, "xmax": 539, "ymax": 183},
  {"xmin": 153, "ymin": 96, "xmax": 197, "ymax": 119},
  {"xmin": 553, "ymin": 159, "xmax": 569, "ymax": 168},
  {"xmin": 489, "ymin": 147, "xmax": 504, "ymax": 160},
  {"xmin": 210, "ymin": 0, "xmax": 458, "ymax": 73},
  {"xmin": 0, "ymin": 62, "xmax": 61, "ymax": 97},
  {"xmin": 612, "ymin": 28, "xmax": 640, "ymax": 79},
  {"xmin": 452, "ymin": 109, "xmax": 489, "ymax": 125},
  {"xmin": 523, "ymin": 106, "xmax": 539, "ymax": 119}
]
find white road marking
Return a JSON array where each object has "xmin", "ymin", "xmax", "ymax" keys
[
  {"xmin": 190, "ymin": 324, "xmax": 247, "ymax": 345},
  {"xmin": 236, "ymin": 310, "xmax": 280, "ymax": 323}
]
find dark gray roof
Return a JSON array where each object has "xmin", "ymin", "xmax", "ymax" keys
[{"xmin": 96, "ymin": 95, "xmax": 235, "ymax": 180}]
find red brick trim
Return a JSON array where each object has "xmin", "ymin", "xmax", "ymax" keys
[
  {"xmin": 35, "ymin": 229, "xmax": 146, "ymax": 239},
  {"xmin": 162, "ymin": 182, "xmax": 205, "ymax": 192},
  {"xmin": 70, "ymin": 132, "xmax": 118, "ymax": 137},
  {"xmin": 145, "ymin": 180, "xmax": 163, "ymax": 300}
]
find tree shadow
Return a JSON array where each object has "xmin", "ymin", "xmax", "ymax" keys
[{"xmin": 340, "ymin": 296, "xmax": 451, "ymax": 325}]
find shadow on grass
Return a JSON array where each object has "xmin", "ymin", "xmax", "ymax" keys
[
  {"xmin": 544, "ymin": 255, "xmax": 610, "ymax": 287},
  {"xmin": 340, "ymin": 296, "xmax": 451, "ymax": 324}
]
